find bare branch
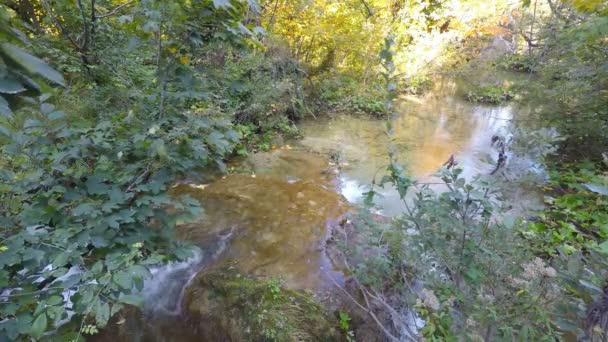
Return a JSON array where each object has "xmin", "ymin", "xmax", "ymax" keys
[
  {"xmin": 40, "ymin": 0, "xmax": 82, "ymax": 52},
  {"xmin": 325, "ymin": 271, "xmax": 402, "ymax": 342},
  {"xmin": 267, "ymin": 0, "xmax": 279, "ymax": 29},
  {"xmin": 76, "ymin": 0, "xmax": 89, "ymax": 50},
  {"xmin": 95, "ymin": 0, "xmax": 137, "ymax": 19},
  {"xmin": 360, "ymin": 0, "xmax": 373, "ymax": 17}
]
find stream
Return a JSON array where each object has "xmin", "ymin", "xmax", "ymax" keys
[{"xmin": 95, "ymin": 77, "xmax": 543, "ymax": 341}]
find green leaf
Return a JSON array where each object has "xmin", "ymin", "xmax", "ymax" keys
[
  {"xmin": 212, "ymin": 0, "xmax": 232, "ymax": 9},
  {"xmin": 0, "ymin": 74, "xmax": 26, "ymax": 94},
  {"xmin": 0, "ymin": 95, "xmax": 12, "ymax": 117},
  {"xmin": 52, "ymin": 252, "xmax": 69, "ymax": 268},
  {"xmin": 152, "ymin": 139, "xmax": 168, "ymax": 158},
  {"xmin": 95, "ymin": 302, "xmax": 110, "ymax": 327},
  {"xmin": 48, "ymin": 111, "xmax": 66, "ymax": 121},
  {"xmin": 599, "ymin": 240, "xmax": 608, "ymax": 255},
  {"xmin": 91, "ymin": 261, "xmax": 104, "ymax": 274},
  {"xmin": 86, "ymin": 177, "xmax": 110, "ymax": 195},
  {"xmin": 30, "ymin": 313, "xmax": 47, "ymax": 339},
  {"xmin": 585, "ymin": 183, "xmax": 608, "ymax": 196},
  {"xmin": 23, "ymin": 119, "xmax": 42, "ymax": 128},
  {"xmin": 128, "ymin": 265, "xmax": 151, "ymax": 279},
  {"xmin": 46, "ymin": 295, "xmax": 63, "ymax": 306},
  {"xmin": 113, "ymin": 271, "xmax": 133, "ymax": 290},
  {"xmin": 118, "ymin": 293, "xmax": 144, "ymax": 307},
  {"xmin": 0, "ymin": 43, "xmax": 65, "ymax": 86},
  {"xmin": 40, "ymin": 103, "xmax": 55, "ymax": 115},
  {"xmin": 73, "ymin": 203, "xmax": 95, "ymax": 216}
]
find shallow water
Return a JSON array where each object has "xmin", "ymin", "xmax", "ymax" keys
[
  {"xmin": 299, "ymin": 79, "xmax": 516, "ymax": 215},
  {"xmin": 98, "ymin": 76, "xmax": 543, "ymax": 341},
  {"xmin": 174, "ymin": 171, "xmax": 348, "ymax": 290}
]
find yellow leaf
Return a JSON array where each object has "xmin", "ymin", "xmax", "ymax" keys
[{"xmin": 179, "ymin": 56, "xmax": 190, "ymax": 64}]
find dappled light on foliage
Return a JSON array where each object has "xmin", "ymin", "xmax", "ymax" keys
[{"xmin": 0, "ymin": 0, "xmax": 607, "ymax": 340}]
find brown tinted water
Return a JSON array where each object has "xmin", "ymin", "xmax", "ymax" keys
[
  {"xmin": 96, "ymin": 77, "xmax": 544, "ymax": 341},
  {"xmin": 298, "ymin": 79, "xmax": 519, "ymax": 215}
]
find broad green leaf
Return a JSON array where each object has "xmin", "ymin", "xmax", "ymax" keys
[
  {"xmin": 599, "ymin": 240, "xmax": 608, "ymax": 255},
  {"xmin": 73, "ymin": 203, "xmax": 95, "ymax": 216},
  {"xmin": 0, "ymin": 74, "xmax": 26, "ymax": 94},
  {"xmin": 113, "ymin": 271, "xmax": 133, "ymax": 290},
  {"xmin": 46, "ymin": 295, "xmax": 63, "ymax": 306},
  {"xmin": 52, "ymin": 252, "xmax": 69, "ymax": 268},
  {"xmin": 118, "ymin": 293, "xmax": 144, "ymax": 307},
  {"xmin": 86, "ymin": 177, "xmax": 110, "ymax": 195},
  {"xmin": 0, "ymin": 95, "xmax": 11, "ymax": 116},
  {"xmin": 585, "ymin": 183, "xmax": 608, "ymax": 196},
  {"xmin": 48, "ymin": 111, "xmax": 66, "ymax": 121},
  {"xmin": 152, "ymin": 139, "xmax": 168, "ymax": 158},
  {"xmin": 40, "ymin": 103, "xmax": 55, "ymax": 115},
  {"xmin": 212, "ymin": 0, "xmax": 232, "ymax": 9},
  {"xmin": 128, "ymin": 265, "xmax": 151, "ymax": 279},
  {"xmin": 0, "ymin": 43, "xmax": 65, "ymax": 86},
  {"xmin": 95, "ymin": 302, "xmax": 110, "ymax": 327},
  {"xmin": 30, "ymin": 313, "xmax": 47, "ymax": 339},
  {"xmin": 23, "ymin": 119, "xmax": 42, "ymax": 128}
]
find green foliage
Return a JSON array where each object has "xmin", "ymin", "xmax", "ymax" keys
[
  {"xmin": 466, "ymin": 84, "xmax": 514, "ymax": 104},
  {"xmin": 337, "ymin": 311, "xmax": 355, "ymax": 341},
  {"xmin": 514, "ymin": 1, "xmax": 608, "ymax": 160},
  {"xmin": 496, "ymin": 54, "xmax": 535, "ymax": 73},
  {"xmin": 346, "ymin": 167, "xmax": 565, "ymax": 340},
  {"xmin": 403, "ymin": 75, "xmax": 433, "ymax": 95},
  {"xmin": 522, "ymin": 163, "xmax": 608, "ymax": 255},
  {"xmin": 0, "ymin": 89, "xmax": 237, "ymax": 340},
  {"xmin": 0, "ymin": 7, "xmax": 65, "ymax": 118},
  {"xmin": 337, "ymin": 38, "xmax": 569, "ymax": 340},
  {"xmin": 0, "ymin": 0, "xmax": 261, "ymax": 340},
  {"xmin": 338, "ymin": 311, "xmax": 351, "ymax": 331},
  {"xmin": 315, "ymin": 75, "xmax": 386, "ymax": 116},
  {"xmin": 203, "ymin": 40, "xmax": 305, "ymax": 138}
]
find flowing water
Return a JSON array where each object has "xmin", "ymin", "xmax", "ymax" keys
[{"xmin": 97, "ymin": 77, "xmax": 544, "ymax": 340}]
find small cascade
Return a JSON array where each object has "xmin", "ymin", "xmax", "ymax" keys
[
  {"xmin": 141, "ymin": 226, "xmax": 237, "ymax": 317},
  {"xmin": 141, "ymin": 249, "xmax": 204, "ymax": 316}
]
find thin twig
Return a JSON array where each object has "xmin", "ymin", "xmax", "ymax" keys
[
  {"xmin": 126, "ymin": 164, "xmax": 151, "ymax": 193},
  {"xmin": 360, "ymin": 0, "xmax": 373, "ymax": 17},
  {"xmin": 95, "ymin": 0, "xmax": 137, "ymax": 19},
  {"xmin": 326, "ymin": 270, "xmax": 401, "ymax": 342},
  {"xmin": 40, "ymin": 0, "xmax": 82, "ymax": 52},
  {"xmin": 76, "ymin": 0, "xmax": 90, "ymax": 51}
]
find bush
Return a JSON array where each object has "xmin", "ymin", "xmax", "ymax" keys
[
  {"xmin": 466, "ymin": 84, "xmax": 514, "ymax": 104},
  {"xmin": 522, "ymin": 162, "xmax": 608, "ymax": 255},
  {"xmin": 496, "ymin": 54, "xmax": 535, "ymax": 72},
  {"xmin": 316, "ymin": 74, "xmax": 386, "ymax": 116}
]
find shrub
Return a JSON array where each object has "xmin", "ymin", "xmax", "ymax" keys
[{"xmin": 466, "ymin": 84, "xmax": 514, "ymax": 104}]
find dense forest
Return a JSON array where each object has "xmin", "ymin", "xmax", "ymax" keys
[{"xmin": 0, "ymin": 0, "xmax": 607, "ymax": 341}]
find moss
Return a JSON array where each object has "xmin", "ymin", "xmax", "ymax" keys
[{"xmin": 183, "ymin": 267, "xmax": 339, "ymax": 342}]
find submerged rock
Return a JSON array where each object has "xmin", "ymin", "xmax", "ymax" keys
[
  {"xmin": 239, "ymin": 149, "xmax": 338, "ymax": 187},
  {"xmin": 183, "ymin": 267, "xmax": 339, "ymax": 341},
  {"xmin": 174, "ymin": 173, "xmax": 348, "ymax": 290}
]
